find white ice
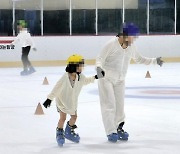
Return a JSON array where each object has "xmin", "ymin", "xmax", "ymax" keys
[{"xmin": 0, "ymin": 63, "xmax": 180, "ymax": 154}]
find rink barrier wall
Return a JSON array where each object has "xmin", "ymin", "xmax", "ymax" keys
[
  {"xmin": 0, "ymin": 35, "xmax": 180, "ymax": 67},
  {"xmin": 0, "ymin": 58, "xmax": 179, "ymax": 67}
]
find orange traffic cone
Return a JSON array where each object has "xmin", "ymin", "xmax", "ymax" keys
[
  {"xmin": 34, "ymin": 103, "xmax": 44, "ymax": 115},
  {"xmin": 42, "ymin": 77, "xmax": 49, "ymax": 85},
  {"xmin": 145, "ymin": 71, "xmax": 151, "ymax": 78}
]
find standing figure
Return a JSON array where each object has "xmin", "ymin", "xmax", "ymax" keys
[
  {"xmin": 12, "ymin": 20, "xmax": 36, "ymax": 75},
  {"xmin": 96, "ymin": 23, "xmax": 164, "ymax": 142}
]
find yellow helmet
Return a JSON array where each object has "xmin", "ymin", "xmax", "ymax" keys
[{"xmin": 67, "ymin": 54, "xmax": 84, "ymax": 64}]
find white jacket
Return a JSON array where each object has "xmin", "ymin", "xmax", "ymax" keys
[
  {"xmin": 12, "ymin": 29, "xmax": 35, "ymax": 48},
  {"xmin": 47, "ymin": 72, "xmax": 95, "ymax": 115},
  {"xmin": 96, "ymin": 37, "xmax": 157, "ymax": 82}
]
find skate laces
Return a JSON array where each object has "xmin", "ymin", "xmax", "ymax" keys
[
  {"xmin": 117, "ymin": 127, "xmax": 125, "ymax": 133},
  {"xmin": 70, "ymin": 125, "xmax": 78, "ymax": 136},
  {"xmin": 117, "ymin": 122, "xmax": 126, "ymax": 133},
  {"xmin": 56, "ymin": 128, "xmax": 64, "ymax": 138}
]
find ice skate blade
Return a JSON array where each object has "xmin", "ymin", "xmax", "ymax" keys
[
  {"xmin": 20, "ymin": 73, "xmax": 29, "ymax": 76},
  {"xmin": 64, "ymin": 136, "xmax": 80, "ymax": 143},
  {"xmin": 57, "ymin": 143, "xmax": 64, "ymax": 147},
  {"xmin": 108, "ymin": 139, "xmax": 118, "ymax": 143},
  {"xmin": 57, "ymin": 139, "xmax": 65, "ymax": 146},
  {"xmin": 28, "ymin": 70, "xmax": 36, "ymax": 75},
  {"xmin": 118, "ymin": 137, "xmax": 128, "ymax": 141}
]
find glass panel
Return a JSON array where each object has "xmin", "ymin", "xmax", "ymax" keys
[
  {"xmin": 0, "ymin": 1, "xmax": 13, "ymax": 36},
  {"xmin": 0, "ymin": 9, "xmax": 13, "ymax": 36},
  {"xmin": 149, "ymin": 0, "xmax": 175, "ymax": 34},
  {"xmin": 15, "ymin": 0, "xmax": 41, "ymax": 35},
  {"xmin": 43, "ymin": 0, "xmax": 69, "ymax": 35},
  {"xmin": 125, "ymin": 0, "xmax": 147, "ymax": 34},
  {"xmin": 98, "ymin": 0, "xmax": 123, "ymax": 35},
  {"xmin": 72, "ymin": 0, "xmax": 96, "ymax": 34},
  {"xmin": 177, "ymin": 0, "xmax": 180, "ymax": 34}
]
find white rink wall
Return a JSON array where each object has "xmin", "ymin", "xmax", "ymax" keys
[{"xmin": 0, "ymin": 35, "xmax": 180, "ymax": 62}]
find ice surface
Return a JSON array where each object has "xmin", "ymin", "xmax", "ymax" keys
[{"xmin": 0, "ymin": 63, "xmax": 180, "ymax": 154}]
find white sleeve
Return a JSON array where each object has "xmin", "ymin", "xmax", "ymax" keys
[
  {"xmin": 132, "ymin": 45, "xmax": 157, "ymax": 65},
  {"xmin": 96, "ymin": 40, "xmax": 112, "ymax": 68},
  {"xmin": 47, "ymin": 76, "xmax": 64, "ymax": 100},
  {"xmin": 11, "ymin": 34, "xmax": 20, "ymax": 45},
  {"xmin": 81, "ymin": 74, "xmax": 95, "ymax": 85}
]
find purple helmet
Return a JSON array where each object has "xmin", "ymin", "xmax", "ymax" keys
[{"xmin": 122, "ymin": 23, "xmax": 139, "ymax": 36}]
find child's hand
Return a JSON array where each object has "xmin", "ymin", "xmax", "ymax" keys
[{"xmin": 43, "ymin": 99, "xmax": 52, "ymax": 108}]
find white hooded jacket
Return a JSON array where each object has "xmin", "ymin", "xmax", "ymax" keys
[{"xmin": 96, "ymin": 37, "xmax": 157, "ymax": 82}]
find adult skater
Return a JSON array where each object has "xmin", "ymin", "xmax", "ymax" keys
[
  {"xmin": 11, "ymin": 20, "xmax": 36, "ymax": 76},
  {"xmin": 96, "ymin": 23, "xmax": 164, "ymax": 142},
  {"xmin": 43, "ymin": 54, "xmax": 104, "ymax": 146}
]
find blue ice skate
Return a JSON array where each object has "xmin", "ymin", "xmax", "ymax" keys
[
  {"xmin": 107, "ymin": 133, "xmax": 118, "ymax": 142},
  {"xmin": 117, "ymin": 122, "xmax": 129, "ymax": 141},
  {"xmin": 56, "ymin": 128, "xmax": 65, "ymax": 146},
  {"xmin": 64, "ymin": 122, "xmax": 80, "ymax": 143},
  {"xmin": 28, "ymin": 66, "xmax": 36, "ymax": 74},
  {"xmin": 20, "ymin": 69, "xmax": 29, "ymax": 76}
]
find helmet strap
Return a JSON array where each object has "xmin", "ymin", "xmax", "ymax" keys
[{"xmin": 76, "ymin": 72, "xmax": 81, "ymax": 81}]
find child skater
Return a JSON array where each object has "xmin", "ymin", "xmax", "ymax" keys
[
  {"xmin": 43, "ymin": 54, "xmax": 104, "ymax": 146},
  {"xmin": 11, "ymin": 20, "xmax": 36, "ymax": 76}
]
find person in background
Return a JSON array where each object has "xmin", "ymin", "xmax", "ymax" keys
[
  {"xmin": 11, "ymin": 20, "xmax": 36, "ymax": 76},
  {"xmin": 96, "ymin": 23, "xmax": 164, "ymax": 142}
]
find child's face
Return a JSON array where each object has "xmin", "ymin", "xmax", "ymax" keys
[
  {"xmin": 76, "ymin": 64, "xmax": 84, "ymax": 73},
  {"xmin": 17, "ymin": 25, "xmax": 23, "ymax": 31}
]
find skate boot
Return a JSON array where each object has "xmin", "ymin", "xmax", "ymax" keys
[
  {"xmin": 56, "ymin": 127, "xmax": 65, "ymax": 146},
  {"xmin": 20, "ymin": 68, "xmax": 28, "ymax": 76},
  {"xmin": 117, "ymin": 122, "xmax": 129, "ymax": 141},
  {"xmin": 64, "ymin": 121, "xmax": 80, "ymax": 143},
  {"xmin": 107, "ymin": 133, "xmax": 118, "ymax": 142},
  {"xmin": 28, "ymin": 66, "xmax": 36, "ymax": 74}
]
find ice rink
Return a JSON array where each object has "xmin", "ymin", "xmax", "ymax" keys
[{"xmin": 0, "ymin": 63, "xmax": 180, "ymax": 154}]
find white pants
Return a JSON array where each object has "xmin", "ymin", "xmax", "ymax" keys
[{"xmin": 98, "ymin": 78, "xmax": 125, "ymax": 135}]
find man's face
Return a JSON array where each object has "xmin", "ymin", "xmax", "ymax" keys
[{"xmin": 123, "ymin": 36, "xmax": 135, "ymax": 46}]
